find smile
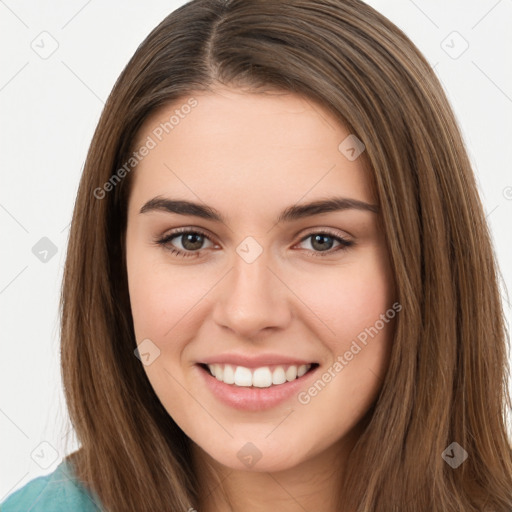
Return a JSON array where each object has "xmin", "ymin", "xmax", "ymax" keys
[
  {"xmin": 204, "ymin": 363, "xmax": 316, "ymax": 387},
  {"xmin": 196, "ymin": 362, "xmax": 320, "ymax": 411}
]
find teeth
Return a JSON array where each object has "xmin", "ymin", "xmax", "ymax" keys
[
  {"xmin": 272, "ymin": 367, "xmax": 287, "ymax": 385},
  {"xmin": 285, "ymin": 365, "xmax": 297, "ymax": 381},
  {"xmin": 206, "ymin": 363, "xmax": 313, "ymax": 387},
  {"xmin": 253, "ymin": 367, "xmax": 272, "ymax": 388},
  {"xmin": 297, "ymin": 364, "xmax": 308, "ymax": 377},
  {"xmin": 234, "ymin": 366, "xmax": 252, "ymax": 386},
  {"xmin": 223, "ymin": 364, "xmax": 235, "ymax": 384}
]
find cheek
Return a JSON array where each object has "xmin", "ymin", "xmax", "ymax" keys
[
  {"xmin": 292, "ymin": 261, "xmax": 395, "ymax": 438},
  {"xmin": 128, "ymin": 265, "xmax": 174, "ymax": 344},
  {"xmin": 296, "ymin": 253, "xmax": 393, "ymax": 347},
  {"xmin": 127, "ymin": 251, "xmax": 215, "ymax": 351},
  {"xmin": 126, "ymin": 255, "xmax": 202, "ymax": 410}
]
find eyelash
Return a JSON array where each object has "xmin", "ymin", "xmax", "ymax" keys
[{"xmin": 154, "ymin": 227, "xmax": 354, "ymax": 259}]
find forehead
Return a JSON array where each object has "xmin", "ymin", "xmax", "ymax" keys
[{"xmin": 128, "ymin": 88, "xmax": 375, "ymax": 217}]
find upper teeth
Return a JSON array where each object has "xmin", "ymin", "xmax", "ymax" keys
[{"xmin": 207, "ymin": 363, "xmax": 312, "ymax": 387}]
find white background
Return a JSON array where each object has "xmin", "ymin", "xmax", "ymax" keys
[{"xmin": 1, "ymin": 0, "xmax": 511, "ymax": 501}]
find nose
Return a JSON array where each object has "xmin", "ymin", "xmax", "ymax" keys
[{"xmin": 212, "ymin": 250, "xmax": 292, "ymax": 339}]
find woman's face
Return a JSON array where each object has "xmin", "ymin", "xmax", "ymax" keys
[{"xmin": 125, "ymin": 87, "xmax": 396, "ymax": 473}]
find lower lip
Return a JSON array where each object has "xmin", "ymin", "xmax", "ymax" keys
[{"xmin": 196, "ymin": 364, "xmax": 319, "ymax": 411}]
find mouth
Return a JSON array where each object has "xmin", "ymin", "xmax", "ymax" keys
[
  {"xmin": 196, "ymin": 361, "xmax": 320, "ymax": 411},
  {"xmin": 197, "ymin": 362, "xmax": 320, "ymax": 388},
  {"xmin": 195, "ymin": 355, "xmax": 321, "ymax": 411}
]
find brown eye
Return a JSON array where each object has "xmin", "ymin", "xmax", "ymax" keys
[
  {"xmin": 155, "ymin": 229, "xmax": 215, "ymax": 258},
  {"xmin": 178, "ymin": 232, "xmax": 205, "ymax": 251},
  {"xmin": 297, "ymin": 231, "xmax": 353, "ymax": 256}
]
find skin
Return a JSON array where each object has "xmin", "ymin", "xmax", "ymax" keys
[{"xmin": 125, "ymin": 87, "xmax": 396, "ymax": 512}]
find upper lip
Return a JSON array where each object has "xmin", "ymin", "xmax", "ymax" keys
[{"xmin": 199, "ymin": 353, "xmax": 317, "ymax": 369}]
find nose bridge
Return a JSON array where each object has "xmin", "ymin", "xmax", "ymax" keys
[
  {"xmin": 212, "ymin": 244, "xmax": 291, "ymax": 336},
  {"xmin": 231, "ymin": 249, "xmax": 272, "ymax": 297}
]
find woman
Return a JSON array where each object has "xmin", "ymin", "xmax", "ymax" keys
[{"xmin": 2, "ymin": 0, "xmax": 511, "ymax": 510}]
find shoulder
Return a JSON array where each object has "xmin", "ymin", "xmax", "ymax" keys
[{"xmin": 0, "ymin": 458, "xmax": 102, "ymax": 511}]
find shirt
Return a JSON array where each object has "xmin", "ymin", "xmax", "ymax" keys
[{"xmin": 0, "ymin": 459, "xmax": 103, "ymax": 511}]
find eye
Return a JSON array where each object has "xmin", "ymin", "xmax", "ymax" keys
[
  {"xmin": 296, "ymin": 230, "xmax": 353, "ymax": 256},
  {"xmin": 154, "ymin": 228, "xmax": 215, "ymax": 258},
  {"xmin": 154, "ymin": 228, "xmax": 354, "ymax": 259}
]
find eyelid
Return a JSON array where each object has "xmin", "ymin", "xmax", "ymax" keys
[
  {"xmin": 297, "ymin": 226, "xmax": 352, "ymax": 242},
  {"xmin": 158, "ymin": 226, "xmax": 351, "ymax": 244},
  {"xmin": 159, "ymin": 225, "xmax": 216, "ymax": 241}
]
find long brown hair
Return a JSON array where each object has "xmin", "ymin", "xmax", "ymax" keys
[{"xmin": 60, "ymin": 0, "xmax": 512, "ymax": 510}]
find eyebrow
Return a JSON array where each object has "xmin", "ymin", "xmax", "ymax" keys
[{"xmin": 139, "ymin": 195, "xmax": 379, "ymax": 223}]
